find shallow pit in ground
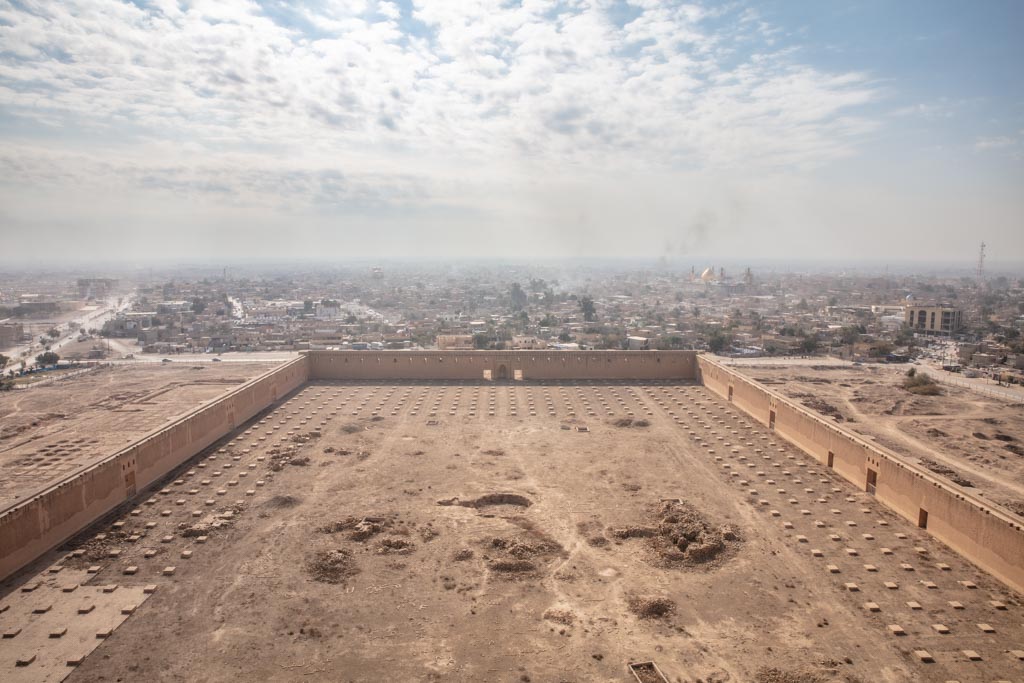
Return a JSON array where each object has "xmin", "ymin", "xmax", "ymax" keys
[{"xmin": 437, "ymin": 492, "xmax": 532, "ymax": 508}]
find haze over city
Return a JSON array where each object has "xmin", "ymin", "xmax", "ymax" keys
[
  {"xmin": 3, "ymin": 3, "xmax": 1024, "ymax": 683},
  {"xmin": 1, "ymin": 0, "xmax": 1022, "ymax": 264}
]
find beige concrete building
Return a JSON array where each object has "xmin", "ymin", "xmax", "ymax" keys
[
  {"xmin": 0, "ymin": 322, "xmax": 25, "ymax": 349},
  {"xmin": 436, "ymin": 334, "xmax": 474, "ymax": 350},
  {"xmin": 905, "ymin": 304, "xmax": 963, "ymax": 335}
]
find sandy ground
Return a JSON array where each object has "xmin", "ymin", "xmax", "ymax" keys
[
  {"xmin": 0, "ymin": 362, "xmax": 280, "ymax": 510},
  {"xmin": 2, "ymin": 380, "xmax": 1020, "ymax": 682},
  {"xmin": 738, "ymin": 364, "xmax": 1024, "ymax": 517}
]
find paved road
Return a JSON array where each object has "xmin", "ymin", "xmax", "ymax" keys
[{"xmin": 2, "ymin": 298, "xmax": 126, "ymax": 371}]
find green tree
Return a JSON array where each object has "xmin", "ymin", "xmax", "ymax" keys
[
  {"xmin": 839, "ymin": 326, "xmax": 862, "ymax": 345},
  {"xmin": 472, "ymin": 333, "xmax": 491, "ymax": 349},
  {"xmin": 799, "ymin": 337, "xmax": 819, "ymax": 353},
  {"xmin": 36, "ymin": 351, "xmax": 60, "ymax": 366},
  {"xmin": 707, "ymin": 330, "xmax": 732, "ymax": 353},
  {"xmin": 579, "ymin": 296, "xmax": 597, "ymax": 322},
  {"xmin": 509, "ymin": 282, "xmax": 528, "ymax": 311}
]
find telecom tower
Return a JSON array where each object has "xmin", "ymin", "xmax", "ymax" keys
[{"xmin": 977, "ymin": 242, "xmax": 986, "ymax": 281}]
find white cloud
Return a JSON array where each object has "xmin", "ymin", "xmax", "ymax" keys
[
  {"xmin": 0, "ymin": 0, "xmax": 903, "ymax": 259},
  {"xmin": 974, "ymin": 135, "xmax": 1017, "ymax": 151}
]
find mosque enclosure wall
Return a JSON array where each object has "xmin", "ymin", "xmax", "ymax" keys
[
  {"xmin": 0, "ymin": 357, "xmax": 310, "ymax": 583},
  {"xmin": 306, "ymin": 350, "xmax": 698, "ymax": 381},
  {"xmin": 698, "ymin": 356, "xmax": 1024, "ymax": 594},
  {"xmin": 4, "ymin": 350, "xmax": 1022, "ymax": 597}
]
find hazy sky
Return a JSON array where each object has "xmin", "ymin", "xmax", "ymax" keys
[{"xmin": 1, "ymin": 1, "xmax": 1022, "ymax": 265}]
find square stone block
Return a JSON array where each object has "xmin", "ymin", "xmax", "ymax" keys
[
  {"xmin": 976, "ymin": 623, "xmax": 995, "ymax": 633},
  {"xmin": 921, "ymin": 581, "xmax": 937, "ymax": 589},
  {"xmin": 880, "ymin": 547, "xmax": 893, "ymax": 555},
  {"xmin": 913, "ymin": 650, "xmax": 933, "ymax": 663},
  {"xmin": 123, "ymin": 566, "xmax": 138, "ymax": 575},
  {"xmin": 958, "ymin": 581, "xmax": 977, "ymax": 589},
  {"xmin": 962, "ymin": 650, "xmax": 981, "ymax": 661},
  {"xmin": 931, "ymin": 624, "xmax": 949, "ymax": 634},
  {"xmin": 948, "ymin": 601, "xmax": 964, "ymax": 609},
  {"xmin": 884, "ymin": 582, "xmax": 899, "ymax": 590},
  {"xmin": 887, "ymin": 624, "xmax": 906, "ymax": 636},
  {"xmin": 826, "ymin": 564, "xmax": 840, "ymax": 573},
  {"xmin": 162, "ymin": 566, "xmax": 176, "ymax": 576},
  {"xmin": 989, "ymin": 600, "xmax": 1006, "ymax": 610},
  {"xmin": 864, "ymin": 602, "xmax": 880, "ymax": 612},
  {"xmin": 907, "ymin": 601, "xmax": 922, "ymax": 610},
  {"xmin": 811, "ymin": 549, "xmax": 824, "ymax": 557},
  {"xmin": 844, "ymin": 583, "xmax": 859, "ymax": 592},
  {"xmin": 78, "ymin": 604, "xmax": 95, "ymax": 614}
]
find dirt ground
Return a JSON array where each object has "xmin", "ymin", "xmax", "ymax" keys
[
  {"xmin": 739, "ymin": 364, "xmax": 1024, "ymax": 517},
  {"xmin": 0, "ymin": 362, "xmax": 279, "ymax": 510},
  {"xmin": 3, "ymin": 379, "xmax": 1020, "ymax": 682}
]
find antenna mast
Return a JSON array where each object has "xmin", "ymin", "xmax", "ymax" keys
[{"xmin": 976, "ymin": 242, "xmax": 986, "ymax": 281}]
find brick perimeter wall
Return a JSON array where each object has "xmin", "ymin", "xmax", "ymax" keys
[
  {"xmin": 0, "ymin": 357, "xmax": 310, "ymax": 583},
  {"xmin": 307, "ymin": 350, "xmax": 698, "ymax": 380},
  {"xmin": 697, "ymin": 356, "xmax": 1024, "ymax": 594}
]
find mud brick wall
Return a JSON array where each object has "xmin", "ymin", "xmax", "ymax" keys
[
  {"xmin": 0, "ymin": 357, "xmax": 310, "ymax": 583},
  {"xmin": 307, "ymin": 350, "xmax": 698, "ymax": 381},
  {"xmin": 697, "ymin": 356, "xmax": 1024, "ymax": 594}
]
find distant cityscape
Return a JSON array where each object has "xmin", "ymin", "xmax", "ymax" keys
[{"xmin": 2, "ymin": 260, "xmax": 1022, "ymax": 387}]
